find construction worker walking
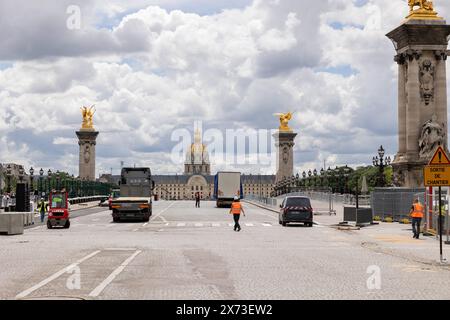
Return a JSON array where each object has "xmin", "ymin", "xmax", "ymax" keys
[
  {"xmin": 38, "ymin": 198, "xmax": 47, "ymax": 223},
  {"xmin": 410, "ymin": 199, "xmax": 424, "ymax": 239},
  {"xmin": 230, "ymin": 196, "xmax": 245, "ymax": 232}
]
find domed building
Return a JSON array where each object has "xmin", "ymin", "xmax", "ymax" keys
[
  {"xmin": 104, "ymin": 129, "xmax": 276, "ymax": 201},
  {"xmin": 184, "ymin": 129, "xmax": 211, "ymax": 176}
]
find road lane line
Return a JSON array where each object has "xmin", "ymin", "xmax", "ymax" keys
[
  {"xmin": 89, "ymin": 250, "xmax": 142, "ymax": 298},
  {"xmin": 150, "ymin": 202, "xmax": 175, "ymax": 222},
  {"xmin": 142, "ymin": 223, "xmax": 149, "ymax": 227},
  {"xmin": 16, "ymin": 250, "xmax": 101, "ymax": 299},
  {"xmin": 195, "ymin": 223, "xmax": 203, "ymax": 227},
  {"xmin": 212, "ymin": 223, "xmax": 221, "ymax": 227},
  {"xmin": 177, "ymin": 223, "xmax": 186, "ymax": 227},
  {"xmin": 246, "ymin": 223, "xmax": 255, "ymax": 227},
  {"xmin": 262, "ymin": 223, "xmax": 272, "ymax": 227}
]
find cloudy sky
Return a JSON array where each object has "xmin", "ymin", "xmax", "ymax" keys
[{"xmin": 1, "ymin": 0, "xmax": 450, "ymax": 176}]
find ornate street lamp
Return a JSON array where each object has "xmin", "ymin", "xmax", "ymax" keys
[
  {"xmin": 6, "ymin": 164, "xmax": 12, "ymax": 194},
  {"xmin": 18, "ymin": 166, "xmax": 24, "ymax": 183},
  {"xmin": 313, "ymin": 169, "xmax": 318, "ymax": 188},
  {"xmin": 373, "ymin": 145, "xmax": 391, "ymax": 188},
  {"xmin": 39, "ymin": 168, "xmax": 44, "ymax": 197},
  {"xmin": 302, "ymin": 171, "xmax": 307, "ymax": 187},
  {"xmin": 47, "ymin": 169, "xmax": 53, "ymax": 194},
  {"xmin": 29, "ymin": 167, "xmax": 35, "ymax": 195}
]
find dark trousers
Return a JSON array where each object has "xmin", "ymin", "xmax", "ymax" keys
[
  {"xmin": 233, "ymin": 214, "xmax": 241, "ymax": 231},
  {"xmin": 412, "ymin": 218, "xmax": 422, "ymax": 238},
  {"xmin": 195, "ymin": 200, "xmax": 200, "ymax": 208}
]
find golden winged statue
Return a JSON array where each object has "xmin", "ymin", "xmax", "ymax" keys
[
  {"xmin": 406, "ymin": 0, "xmax": 441, "ymax": 20},
  {"xmin": 80, "ymin": 105, "xmax": 96, "ymax": 130},
  {"xmin": 274, "ymin": 112, "xmax": 294, "ymax": 132}
]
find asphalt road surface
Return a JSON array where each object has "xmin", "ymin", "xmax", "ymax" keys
[{"xmin": 1, "ymin": 200, "xmax": 450, "ymax": 300}]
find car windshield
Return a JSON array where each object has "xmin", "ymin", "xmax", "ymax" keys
[
  {"xmin": 285, "ymin": 198, "xmax": 311, "ymax": 207},
  {"xmin": 112, "ymin": 190, "xmax": 120, "ymax": 198},
  {"xmin": 51, "ymin": 193, "xmax": 66, "ymax": 209}
]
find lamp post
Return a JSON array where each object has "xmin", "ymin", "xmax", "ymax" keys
[
  {"xmin": 18, "ymin": 166, "xmax": 24, "ymax": 183},
  {"xmin": 302, "ymin": 171, "xmax": 307, "ymax": 187},
  {"xmin": 343, "ymin": 165, "xmax": 352, "ymax": 194},
  {"xmin": 6, "ymin": 164, "xmax": 12, "ymax": 194},
  {"xmin": 39, "ymin": 168, "xmax": 44, "ymax": 197},
  {"xmin": 29, "ymin": 167, "xmax": 35, "ymax": 196},
  {"xmin": 47, "ymin": 169, "xmax": 52, "ymax": 195},
  {"xmin": 313, "ymin": 169, "xmax": 318, "ymax": 189},
  {"xmin": 308, "ymin": 170, "xmax": 312, "ymax": 189},
  {"xmin": 373, "ymin": 145, "xmax": 391, "ymax": 188}
]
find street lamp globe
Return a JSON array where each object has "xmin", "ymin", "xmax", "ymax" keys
[
  {"xmin": 39, "ymin": 168, "xmax": 44, "ymax": 176},
  {"xmin": 29, "ymin": 167, "xmax": 34, "ymax": 177},
  {"xmin": 378, "ymin": 145, "xmax": 385, "ymax": 158},
  {"xmin": 302, "ymin": 171, "xmax": 306, "ymax": 179},
  {"xmin": 48, "ymin": 169, "xmax": 52, "ymax": 177}
]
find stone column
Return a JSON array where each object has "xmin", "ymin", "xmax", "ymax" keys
[
  {"xmin": 396, "ymin": 54, "xmax": 407, "ymax": 156},
  {"xmin": 405, "ymin": 50, "xmax": 422, "ymax": 160},
  {"xmin": 273, "ymin": 131, "xmax": 298, "ymax": 183},
  {"xmin": 435, "ymin": 50, "xmax": 448, "ymax": 149},
  {"xmin": 76, "ymin": 130, "xmax": 99, "ymax": 181}
]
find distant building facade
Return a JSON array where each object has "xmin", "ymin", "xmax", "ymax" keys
[{"xmin": 100, "ymin": 131, "xmax": 275, "ymax": 200}]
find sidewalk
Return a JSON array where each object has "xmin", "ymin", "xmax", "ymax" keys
[{"xmin": 246, "ymin": 198, "xmax": 450, "ymax": 266}]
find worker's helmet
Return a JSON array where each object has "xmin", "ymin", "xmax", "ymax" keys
[{"xmin": 234, "ymin": 196, "xmax": 239, "ymax": 201}]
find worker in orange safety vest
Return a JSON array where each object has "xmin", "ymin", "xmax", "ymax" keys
[
  {"xmin": 410, "ymin": 199, "xmax": 424, "ymax": 239},
  {"xmin": 230, "ymin": 196, "xmax": 246, "ymax": 232}
]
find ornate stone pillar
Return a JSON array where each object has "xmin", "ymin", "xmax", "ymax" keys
[
  {"xmin": 387, "ymin": 18, "xmax": 450, "ymax": 187},
  {"xmin": 273, "ymin": 131, "xmax": 297, "ymax": 183},
  {"xmin": 395, "ymin": 54, "xmax": 407, "ymax": 157},
  {"xmin": 434, "ymin": 50, "xmax": 448, "ymax": 149},
  {"xmin": 76, "ymin": 130, "xmax": 99, "ymax": 181},
  {"xmin": 405, "ymin": 50, "xmax": 422, "ymax": 160}
]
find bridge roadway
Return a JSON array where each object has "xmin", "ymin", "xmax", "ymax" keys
[{"xmin": 1, "ymin": 200, "xmax": 450, "ymax": 300}]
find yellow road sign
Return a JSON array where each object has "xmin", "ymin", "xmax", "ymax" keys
[
  {"xmin": 429, "ymin": 146, "xmax": 450, "ymax": 165},
  {"xmin": 424, "ymin": 166, "xmax": 450, "ymax": 187}
]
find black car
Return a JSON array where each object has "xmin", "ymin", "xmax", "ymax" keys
[{"xmin": 279, "ymin": 196, "xmax": 313, "ymax": 227}]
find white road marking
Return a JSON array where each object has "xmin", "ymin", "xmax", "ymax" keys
[
  {"xmin": 195, "ymin": 223, "xmax": 203, "ymax": 227},
  {"xmin": 16, "ymin": 250, "xmax": 101, "ymax": 299},
  {"xmin": 177, "ymin": 223, "xmax": 186, "ymax": 227},
  {"xmin": 212, "ymin": 223, "xmax": 221, "ymax": 227},
  {"xmin": 245, "ymin": 223, "xmax": 255, "ymax": 227},
  {"xmin": 89, "ymin": 250, "xmax": 142, "ymax": 297},
  {"xmin": 228, "ymin": 223, "xmax": 234, "ymax": 227},
  {"xmin": 159, "ymin": 216, "xmax": 168, "ymax": 223},
  {"xmin": 151, "ymin": 202, "xmax": 175, "ymax": 222},
  {"xmin": 104, "ymin": 248, "xmax": 138, "ymax": 251},
  {"xmin": 132, "ymin": 229, "xmax": 139, "ymax": 232},
  {"xmin": 262, "ymin": 223, "xmax": 272, "ymax": 227},
  {"xmin": 142, "ymin": 223, "xmax": 148, "ymax": 227}
]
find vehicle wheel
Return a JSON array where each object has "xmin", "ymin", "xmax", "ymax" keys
[
  {"xmin": 279, "ymin": 219, "xmax": 282, "ymax": 225},
  {"xmin": 47, "ymin": 221, "xmax": 53, "ymax": 229},
  {"xmin": 113, "ymin": 217, "xmax": 120, "ymax": 223},
  {"xmin": 282, "ymin": 221, "xmax": 287, "ymax": 227},
  {"xmin": 64, "ymin": 220, "xmax": 71, "ymax": 229},
  {"xmin": 143, "ymin": 217, "xmax": 150, "ymax": 222},
  {"xmin": 308, "ymin": 223, "xmax": 314, "ymax": 227}
]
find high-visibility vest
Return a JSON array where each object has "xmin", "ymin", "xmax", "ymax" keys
[
  {"xmin": 231, "ymin": 202, "xmax": 242, "ymax": 215},
  {"xmin": 38, "ymin": 202, "xmax": 46, "ymax": 213},
  {"xmin": 411, "ymin": 203, "xmax": 424, "ymax": 219}
]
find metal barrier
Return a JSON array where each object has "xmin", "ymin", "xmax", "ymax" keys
[
  {"xmin": 68, "ymin": 196, "xmax": 108, "ymax": 205},
  {"xmin": 371, "ymin": 188, "xmax": 425, "ymax": 221},
  {"xmin": 246, "ymin": 191, "xmax": 338, "ymax": 215}
]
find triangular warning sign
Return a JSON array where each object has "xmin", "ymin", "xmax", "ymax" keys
[{"xmin": 429, "ymin": 146, "xmax": 450, "ymax": 165}]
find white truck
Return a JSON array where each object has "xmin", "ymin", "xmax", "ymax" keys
[
  {"xmin": 111, "ymin": 167, "xmax": 155, "ymax": 222},
  {"xmin": 214, "ymin": 172, "xmax": 242, "ymax": 208}
]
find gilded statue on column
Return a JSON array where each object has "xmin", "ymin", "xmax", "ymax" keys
[
  {"xmin": 274, "ymin": 112, "xmax": 294, "ymax": 132},
  {"xmin": 407, "ymin": 0, "xmax": 442, "ymax": 20},
  {"xmin": 81, "ymin": 105, "xmax": 96, "ymax": 130}
]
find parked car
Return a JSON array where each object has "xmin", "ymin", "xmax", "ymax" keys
[{"xmin": 279, "ymin": 196, "xmax": 313, "ymax": 227}]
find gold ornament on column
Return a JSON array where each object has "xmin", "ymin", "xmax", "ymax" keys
[
  {"xmin": 406, "ymin": 0, "xmax": 443, "ymax": 20},
  {"xmin": 80, "ymin": 105, "xmax": 96, "ymax": 130},
  {"xmin": 274, "ymin": 112, "xmax": 294, "ymax": 132}
]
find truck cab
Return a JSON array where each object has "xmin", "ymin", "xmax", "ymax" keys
[{"xmin": 111, "ymin": 168, "xmax": 155, "ymax": 222}]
